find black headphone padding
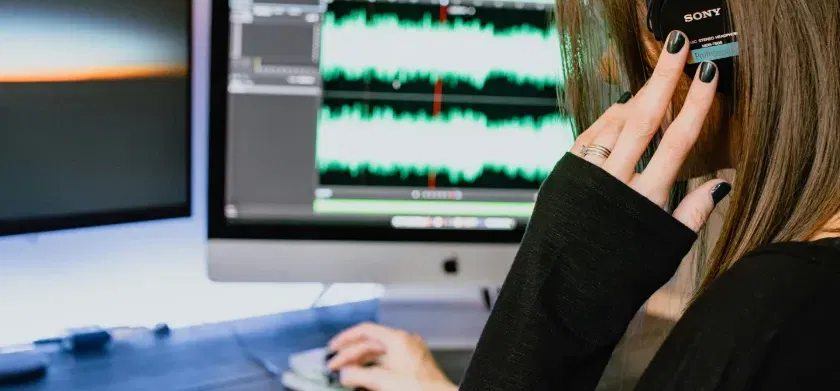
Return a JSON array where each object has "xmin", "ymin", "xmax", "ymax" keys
[{"xmin": 646, "ymin": 0, "xmax": 668, "ymax": 42}]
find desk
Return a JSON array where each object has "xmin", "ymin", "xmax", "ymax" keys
[{"xmin": 5, "ymin": 300, "xmax": 480, "ymax": 391}]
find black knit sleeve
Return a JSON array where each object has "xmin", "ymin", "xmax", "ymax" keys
[{"xmin": 459, "ymin": 153, "xmax": 697, "ymax": 391}]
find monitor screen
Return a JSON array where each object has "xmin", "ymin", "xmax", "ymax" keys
[
  {"xmin": 0, "ymin": 0, "xmax": 191, "ymax": 237},
  {"xmin": 209, "ymin": 0, "xmax": 572, "ymax": 243}
]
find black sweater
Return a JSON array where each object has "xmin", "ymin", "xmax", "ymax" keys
[{"xmin": 459, "ymin": 153, "xmax": 840, "ymax": 391}]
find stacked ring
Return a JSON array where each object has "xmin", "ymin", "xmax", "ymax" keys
[{"xmin": 582, "ymin": 144, "xmax": 612, "ymax": 160}]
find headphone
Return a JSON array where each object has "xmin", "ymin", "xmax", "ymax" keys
[{"xmin": 644, "ymin": 0, "xmax": 736, "ymax": 94}]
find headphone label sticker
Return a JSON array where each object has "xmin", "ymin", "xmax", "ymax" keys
[{"xmin": 689, "ymin": 37, "xmax": 739, "ymax": 64}]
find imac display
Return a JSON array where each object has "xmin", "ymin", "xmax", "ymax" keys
[{"xmin": 208, "ymin": 0, "xmax": 572, "ymax": 284}]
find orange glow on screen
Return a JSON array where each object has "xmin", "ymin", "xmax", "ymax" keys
[{"xmin": 0, "ymin": 65, "xmax": 188, "ymax": 83}]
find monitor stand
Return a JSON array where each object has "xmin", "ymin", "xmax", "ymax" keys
[{"xmin": 376, "ymin": 287, "xmax": 494, "ymax": 351}]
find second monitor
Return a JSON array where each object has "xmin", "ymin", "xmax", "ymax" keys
[
  {"xmin": 208, "ymin": 0, "xmax": 573, "ymax": 284},
  {"xmin": 0, "ymin": 0, "xmax": 191, "ymax": 237}
]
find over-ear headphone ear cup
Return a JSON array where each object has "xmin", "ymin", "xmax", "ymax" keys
[{"xmin": 649, "ymin": 0, "xmax": 736, "ymax": 95}]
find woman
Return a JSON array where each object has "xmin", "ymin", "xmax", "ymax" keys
[{"xmin": 326, "ymin": 0, "xmax": 840, "ymax": 389}]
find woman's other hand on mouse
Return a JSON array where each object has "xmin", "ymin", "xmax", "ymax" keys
[{"xmin": 326, "ymin": 323, "xmax": 458, "ymax": 391}]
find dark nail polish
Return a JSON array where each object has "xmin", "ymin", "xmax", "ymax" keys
[
  {"xmin": 711, "ymin": 182, "xmax": 732, "ymax": 205},
  {"xmin": 325, "ymin": 350, "xmax": 337, "ymax": 362},
  {"xmin": 666, "ymin": 31, "xmax": 686, "ymax": 54},
  {"xmin": 327, "ymin": 371, "xmax": 340, "ymax": 385},
  {"xmin": 699, "ymin": 61, "xmax": 717, "ymax": 83},
  {"xmin": 616, "ymin": 91, "xmax": 633, "ymax": 104}
]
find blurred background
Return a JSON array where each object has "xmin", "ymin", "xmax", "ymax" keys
[{"xmin": 0, "ymin": 0, "xmax": 382, "ymax": 348}]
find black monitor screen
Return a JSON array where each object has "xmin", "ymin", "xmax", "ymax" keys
[
  {"xmin": 0, "ymin": 0, "xmax": 191, "ymax": 236},
  {"xmin": 209, "ymin": 0, "xmax": 572, "ymax": 243}
]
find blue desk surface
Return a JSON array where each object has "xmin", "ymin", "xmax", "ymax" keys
[
  {"xmin": 2, "ymin": 298, "xmax": 669, "ymax": 390},
  {"xmin": 9, "ymin": 301, "xmax": 379, "ymax": 391}
]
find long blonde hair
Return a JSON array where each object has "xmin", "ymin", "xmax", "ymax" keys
[{"xmin": 555, "ymin": 0, "xmax": 840, "ymax": 294}]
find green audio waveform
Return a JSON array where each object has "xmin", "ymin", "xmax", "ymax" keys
[
  {"xmin": 321, "ymin": 68, "xmax": 558, "ymax": 90},
  {"xmin": 319, "ymin": 160, "xmax": 552, "ymax": 183},
  {"xmin": 316, "ymin": 105, "xmax": 575, "ymax": 183},
  {"xmin": 320, "ymin": 11, "xmax": 564, "ymax": 89},
  {"xmin": 326, "ymin": 10, "xmax": 556, "ymax": 37},
  {"xmin": 320, "ymin": 104, "xmax": 563, "ymax": 128}
]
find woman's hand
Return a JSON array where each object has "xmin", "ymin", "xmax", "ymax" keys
[
  {"xmin": 326, "ymin": 323, "xmax": 458, "ymax": 391},
  {"xmin": 571, "ymin": 31, "xmax": 730, "ymax": 232}
]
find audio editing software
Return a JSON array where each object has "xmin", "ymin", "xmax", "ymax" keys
[{"xmin": 225, "ymin": 0, "xmax": 573, "ymax": 230}]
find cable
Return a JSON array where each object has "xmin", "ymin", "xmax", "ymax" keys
[
  {"xmin": 30, "ymin": 323, "xmax": 171, "ymax": 353},
  {"xmin": 231, "ymin": 327, "xmax": 283, "ymax": 378},
  {"xmin": 31, "ymin": 338, "xmax": 63, "ymax": 347}
]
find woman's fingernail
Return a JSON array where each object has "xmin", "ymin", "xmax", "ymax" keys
[
  {"xmin": 616, "ymin": 91, "xmax": 633, "ymax": 104},
  {"xmin": 711, "ymin": 182, "xmax": 732, "ymax": 205},
  {"xmin": 700, "ymin": 61, "xmax": 717, "ymax": 83},
  {"xmin": 666, "ymin": 31, "xmax": 686, "ymax": 54},
  {"xmin": 328, "ymin": 371, "xmax": 341, "ymax": 385},
  {"xmin": 325, "ymin": 350, "xmax": 337, "ymax": 362}
]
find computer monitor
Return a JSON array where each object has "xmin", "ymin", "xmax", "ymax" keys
[
  {"xmin": 0, "ymin": 0, "xmax": 192, "ymax": 237},
  {"xmin": 207, "ymin": 0, "xmax": 572, "ymax": 284}
]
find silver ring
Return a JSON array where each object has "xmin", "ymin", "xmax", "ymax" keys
[{"xmin": 582, "ymin": 144, "xmax": 612, "ymax": 160}]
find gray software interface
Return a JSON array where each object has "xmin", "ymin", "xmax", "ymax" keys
[{"xmin": 223, "ymin": 0, "xmax": 573, "ymax": 231}]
